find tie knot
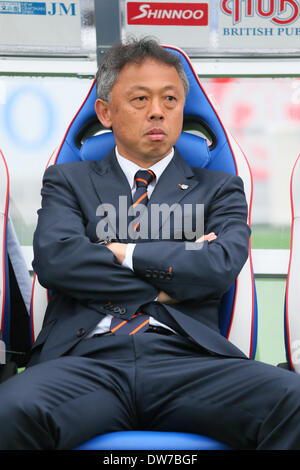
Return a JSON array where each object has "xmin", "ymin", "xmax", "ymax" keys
[{"xmin": 134, "ymin": 169, "xmax": 155, "ymax": 188}]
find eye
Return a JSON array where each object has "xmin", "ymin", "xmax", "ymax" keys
[
  {"xmin": 135, "ymin": 96, "xmax": 146, "ymax": 102},
  {"xmin": 165, "ymin": 95, "xmax": 177, "ymax": 107},
  {"xmin": 131, "ymin": 96, "xmax": 148, "ymax": 108}
]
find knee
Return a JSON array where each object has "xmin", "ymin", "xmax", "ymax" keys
[
  {"xmin": 0, "ymin": 372, "xmax": 37, "ymax": 422},
  {"xmin": 0, "ymin": 372, "xmax": 56, "ymax": 449},
  {"xmin": 273, "ymin": 373, "xmax": 300, "ymax": 418}
]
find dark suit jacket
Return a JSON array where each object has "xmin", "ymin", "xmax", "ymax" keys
[{"xmin": 29, "ymin": 149, "xmax": 251, "ymax": 365}]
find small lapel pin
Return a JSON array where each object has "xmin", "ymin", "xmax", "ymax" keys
[{"xmin": 178, "ymin": 183, "xmax": 189, "ymax": 190}]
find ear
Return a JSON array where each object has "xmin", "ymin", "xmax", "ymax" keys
[{"xmin": 95, "ymin": 98, "xmax": 112, "ymax": 129}]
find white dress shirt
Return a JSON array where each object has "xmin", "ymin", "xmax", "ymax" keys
[{"xmin": 88, "ymin": 147, "xmax": 175, "ymax": 337}]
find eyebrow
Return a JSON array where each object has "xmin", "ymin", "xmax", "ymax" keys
[{"xmin": 127, "ymin": 85, "xmax": 179, "ymax": 93}]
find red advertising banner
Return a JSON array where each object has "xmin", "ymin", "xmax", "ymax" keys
[{"xmin": 127, "ymin": 2, "xmax": 209, "ymax": 26}]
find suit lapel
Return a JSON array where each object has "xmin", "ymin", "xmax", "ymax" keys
[
  {"xmin": 89, "ymin": 148, "xmax": 201, "ymax": 242},
  {"xmin": 89, "ymin": 150, "xmax": 133, "ymax": 242}
]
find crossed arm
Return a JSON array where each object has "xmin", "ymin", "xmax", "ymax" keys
[
  {"xmin": 33, "ymin": 163, "xmax": 250, "ymax": 310},
  {"xmin": 106, "ymin": 232, "xmax": 217, "ymax": 304},
  {"xmin": 105, "ymin": 173, "xmax": 250, "ymax": 304}
]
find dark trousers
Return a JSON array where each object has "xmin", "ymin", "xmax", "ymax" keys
[{"xmin": 0, "ymin": 332, "xmax": 300, "ymax": 450}]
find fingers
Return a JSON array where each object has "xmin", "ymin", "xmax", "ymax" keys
[
  {"xmin": 106, "ymin": 242, "xmax": 127, "ymax": 264},
  {"xmin": 196, "ymin": 232, "xmax": 217, "ymax": 243},
  {"xmin": 157, "ymin": 290, "xmax": 179, "ymax": 304}
]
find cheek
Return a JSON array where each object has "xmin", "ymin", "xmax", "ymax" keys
[
  {"xmin": 112, "ymin": 115, "xmax": 142, "ymax": 143},
  {"xmin": 170, "ymin": 113, "xmax": 183, "ymax": 135},
  {"xmin": 113, "ymin": 108, "xmax": 142, "ymax": 131}
]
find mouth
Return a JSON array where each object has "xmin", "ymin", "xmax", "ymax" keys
[{"xmin": 145, "ymin": 128, "xmax": 167, "ymax": 141}]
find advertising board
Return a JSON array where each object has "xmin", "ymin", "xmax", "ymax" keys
[
  {"xmin": 123, "ymin": 0, "xmax": 300, "ymax": 55},
  {"xmin": 0, "ymin": 0, "xmax": 97, "ymax": 57}
]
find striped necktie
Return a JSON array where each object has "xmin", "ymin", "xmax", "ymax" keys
[
  {"xmin": 132, "ymin": 169, "xmax": 155, "ymax": 208},
  {"xmin": 132, "ymin": 169, "xmax": 155, "ymax": 233},
  {"xmin": 110, "ymin": 169, "xmax": 155, "ymax": 335}
]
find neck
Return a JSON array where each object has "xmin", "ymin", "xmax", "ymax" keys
[
  {"xmin": 122, "ymin": 155, "xmax": 166, "ymax": 168},
  {"xmin": 115, "ymin": 148, "xmax": 174, "ymax": 169}
]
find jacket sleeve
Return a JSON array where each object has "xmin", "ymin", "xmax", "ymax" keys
[
  {"xmin": 32, "ymin": 164, "xmax": 158, "ymax": 308},
  {"xmin": 132, "ymin": 174, "xmax": 251, "ymax": 302}
]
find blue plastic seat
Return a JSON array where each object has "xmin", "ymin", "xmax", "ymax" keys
[
  {"xmin": 30, "ymin": 45, "xmax": 257, "ymax": 450},
  {"xmin": 0, "ymin": 149, "xmax": 10, "ymax": 352},
  {"xmin": 284, "ymin": 154, "xmax": 300, "ymax": 373},
  {"xmin": 75, "ymin": 431, "xmax": 231, "ymax": 450},
  {"xmin": 0, "ymin": 149, "xmax": 31, "ymax": 379}
]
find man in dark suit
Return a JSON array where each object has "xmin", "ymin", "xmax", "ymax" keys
[{"xmin": 1, "ymin": 38, "xmax": 300, "ymax": 450}]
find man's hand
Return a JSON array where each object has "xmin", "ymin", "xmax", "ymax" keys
[
  {"xmin": 106, "ymin": 242, "xmax": 127, "ymax": 265},
  {"xmin": 157, "ymin": 290, "xmax": 180, "ymax": 304},
  {"xmin": 196, "ymin": 232, "xmax": 217, "ymax": 243}
]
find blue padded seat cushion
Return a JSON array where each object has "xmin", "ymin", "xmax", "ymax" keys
[
  {"xmin": 80, "ymin": 131, "xmax": 211, "ymax": 169},
  {"xmin": 75, "ymin": 431, "xmax": 231, "ymax": 450}
]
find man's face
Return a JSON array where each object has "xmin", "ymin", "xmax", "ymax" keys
[{"xmin": 95, "ymin": 58, "xmax": 186, "ymax": 167}]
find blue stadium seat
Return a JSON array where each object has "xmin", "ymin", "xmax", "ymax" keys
[
  {"xmin": 284, "ymin": 154, "xmax": 300, "ymax": 373},
  {"xmin": 0, "ymin": 149, "xmax": 31, "ymax": 381},
  {"xmin": 75, "ymin": 431, "xmax": 231, "ymax": 450},
  {"xmin": 30, "ymin": 45, "xmax": 257, "ymax": 450},
  {"xmin": 0, "ymin": 150, "xmax": 10, "ymax": 353}
]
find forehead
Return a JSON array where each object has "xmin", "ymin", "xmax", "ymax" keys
[{"xmin": 112, "ymin": 58, "xmax": 184, "ymax": 93}]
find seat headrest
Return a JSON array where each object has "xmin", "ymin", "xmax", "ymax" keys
[
  {"xmin": 80, "ymin": 131, "xmax": 211, "ymax": 169},
  {"xmin": 54, "ymin": 45, "xmax": 238, "ymax": 176}
]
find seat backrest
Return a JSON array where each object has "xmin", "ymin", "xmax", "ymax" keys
[
  {"xmin": 0, "ymin": 150, "xmax": 31, "ymax": 367},
  {"xmin": 30, "ymin": 45, "xmax": 257, "ymax": 359},
  {"xmin": 0, "ymin": 150, "xmax": 10, "ymax": 350},
  {"xmin": 284, "ymin": 154, "xmax": 300, "ymax": 372}
]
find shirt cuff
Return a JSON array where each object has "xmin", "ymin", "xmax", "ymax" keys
[{"xmin": 122, "ymin": 243, "xmax": 136, "ymax": 271}]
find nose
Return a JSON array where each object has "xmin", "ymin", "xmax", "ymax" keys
[{"xmin": 148, "ymin": 98, "xmax": 164, "ymax": 120}]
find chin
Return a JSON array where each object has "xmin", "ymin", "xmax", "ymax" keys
[
  {"xmin": 148, "ymin": 144, "xmax": 173, "ymax": 159},
  {"xmin": 146, "ymin": 152, "xmax": 169, "ymax": 162}
]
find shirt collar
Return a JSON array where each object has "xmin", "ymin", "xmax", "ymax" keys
[{"xmin": 115, "ymin": 146, "xmax": 174, "ymax": 190}]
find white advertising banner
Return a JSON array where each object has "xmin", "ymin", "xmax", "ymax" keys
[
  {"xmin": 124, "ymin": 0, "xmax": 211, "ymax": 49},
  {"xmin": 0, "ymin": 0, "xmax": 81, "ymax": 47},
  {"xmin": 219, "ymin": 0, "xmax": 300, "ymax": 51},
  {"xmin": 123, "ymin": 0, "xmax": 300, "ymax": 55}
]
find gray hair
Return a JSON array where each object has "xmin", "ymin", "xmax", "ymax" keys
[{"xmin": 96, "ymin": 37, "xmax": 189, "ymax": 102}]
